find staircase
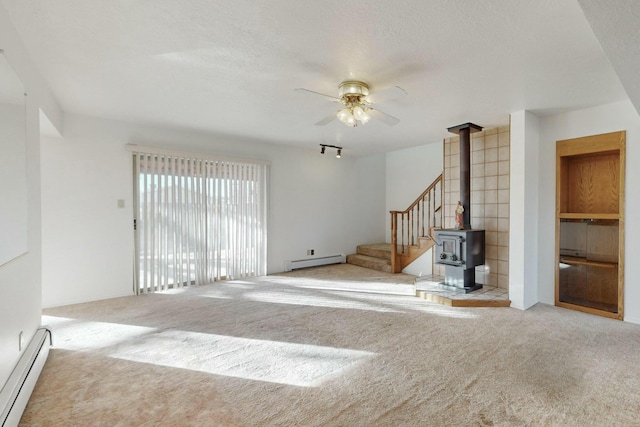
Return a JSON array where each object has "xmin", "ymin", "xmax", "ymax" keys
[
  {"xmin": 347, "ymin": 238, "xmax": 437, "ymax": 273},
  {"xmin": 347, "ymin": 174, "xmax": 443, "ymax": 274},
  {"xmin": 346, "ymin": 243, "xmax": 393, "ymax": 272}
]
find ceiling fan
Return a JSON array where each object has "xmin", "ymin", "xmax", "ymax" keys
[{"xmin": 295, "ymin": 80, "xmax": 404, "ymax": 127}]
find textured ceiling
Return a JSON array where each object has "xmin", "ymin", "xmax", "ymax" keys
[{"xmin": 0, "ymin": 0, "xmax": 632, "ymax": 156}]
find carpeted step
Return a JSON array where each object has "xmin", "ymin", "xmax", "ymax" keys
[
  {"xmin": 346, "ymin": 253, "xmax": 392, "ymax": 273},
  {"xmin": 356, "ymin": 243, "xmax": 392, "ymax": 260}
]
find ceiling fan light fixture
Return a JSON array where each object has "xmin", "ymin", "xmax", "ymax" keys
[
  {"xmin": 338, "ymin": 81, "xmax": 369, "ymax": 98},
  {"xmin": 345, "ymin": 115, "xmax": 357, "ymax": 127},
  {"xmin": 299, "ymin": 79, "xmax": 400, "ymax": 127},
  {"xmin": 337, "ymin": 108, "xmax": 351, "ymax": 123}
]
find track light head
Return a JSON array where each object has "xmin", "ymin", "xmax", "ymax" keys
[{"xmin": 319, "ymin": 144, "xmax": 342, "ymax": 158}]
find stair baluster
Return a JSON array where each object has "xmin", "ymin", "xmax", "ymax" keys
[{"xmin": 389, "ymin": 174, "xmax": 443, "ymax": 273}]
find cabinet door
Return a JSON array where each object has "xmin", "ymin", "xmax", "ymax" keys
[
  {"xmin": 586, "ymin": 222, "xmax": 618, "ymax": 263},
  {"xmin": 558, "ymin": 263, "xmax": 618, "ymax": 313}
]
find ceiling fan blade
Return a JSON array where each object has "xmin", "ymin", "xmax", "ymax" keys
[
  {"xmin": 366, "ymin": 85, "xmax": 408, "ymax": 103},
  {"xmin": 294, "ymin": 88, "xmax": 341, "ymax": 101},
  {"xmin": 369, "ymin": 108, "xmax": 400, "ymax": 126},
  {"xmin": 315, "ymin": 113, "xmax": 337, "ymax": 126}
]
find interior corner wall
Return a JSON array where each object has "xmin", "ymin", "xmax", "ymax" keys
[
  {"xmin": 0, "ymin": 90, "xmax": 43, "ymax": 389},
  {"xmin": 41, "ymin": 113, "xmax": 386, "ymax": 307},
  {"xmin": 537, "ymin": 100, "xmax": 640, "ymax": 323},
  {"xmin": 0, "ymin": 3, "xmax": 61, "ymax": 389},
  {"xmin": 353, "ymin": 153, "xmax": 388, "ymax": 245},
  {"xmin": 509, "ymin": 111, "xmax": 539, "ymax": 310}
]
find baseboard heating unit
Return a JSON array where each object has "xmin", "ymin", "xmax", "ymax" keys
[
  {"xmin": 284, "ymin": 254, "xmax": 345, "ymax": 272},
  {"xmin": 1, "ymin": 327, "xmax": 52, "ymax": 427}
]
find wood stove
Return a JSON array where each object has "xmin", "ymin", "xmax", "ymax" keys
[
  {"xmin": 435, "ymin": 229, "xmax": 485, "ymax": 290},
  {"xmin": 434, "ymin": 122, "xmax": 486, "ymax": 293},
  {"xmin": 435, "ymin": 230, "xmax": 485, "ymax": 268}
]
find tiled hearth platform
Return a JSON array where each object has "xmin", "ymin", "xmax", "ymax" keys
[{"xmin": 416, "ymin": 275, "xmax": 511, "ymax": 307}]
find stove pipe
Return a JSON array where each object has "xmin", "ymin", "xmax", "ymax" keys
[{"xmin": 447, "ymin": 122, "xmax": 483, "ymax": 229}]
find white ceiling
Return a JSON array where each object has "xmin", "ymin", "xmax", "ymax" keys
[
  {"xmin": 0, "ymin": 0, "xmax": 635, "ymax": 156},
  {"xmin": 0, "ymin": 51, "xmax": 25, "ymax": 104}
]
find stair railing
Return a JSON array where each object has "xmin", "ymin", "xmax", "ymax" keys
[{"xmin": 390, "ymin": 174, "xmax": 443, "ymax": 272}]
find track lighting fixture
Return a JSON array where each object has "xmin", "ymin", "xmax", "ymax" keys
[{"xmin": 319, "ymin": 144, "xmax": 343, "ymax": 158}]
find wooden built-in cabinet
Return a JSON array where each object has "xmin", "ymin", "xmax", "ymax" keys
[{"xmin": 555, "ymin": 131, "xmax": 625, "ymax": 319}]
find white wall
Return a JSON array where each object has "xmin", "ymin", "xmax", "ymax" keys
[
  {"xmin": 385, "ymin": 142, "xmax": 443, "ymax": 275},
  {"xmin": 41, "ymin": 119, "xmax": 134, "ymax": 307},
  {"xmin": 41, "ymin": 113, "xmax": 387, "ymax": 307},
  {"xmin": 0, "ymin": 103, "xmax": 28, "ymax": 265},
  {"xmin": 0, "ymin": 3, "xmax": 61, "ymax": 388},
  {"xmin": 537, "ymin": 100, "xmax": 640, "ymax": 323},
  {"xmin": 0, "ymin": 100, "xmax": 42, "ymax": 387}
]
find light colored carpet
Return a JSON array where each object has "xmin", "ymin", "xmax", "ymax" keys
[{"xmin": 21, "ymin": 265, "xmax": 640, "ymax": 426}]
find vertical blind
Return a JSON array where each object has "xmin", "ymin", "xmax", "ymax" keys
[{"xmin": 131, "ymin": 147, "xmax": 269, "ymax": 294}]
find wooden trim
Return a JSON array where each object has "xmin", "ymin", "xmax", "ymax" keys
[
  {"xmin": 390, "ymin": 212, "xmax": 398, "ymax": 273},
  {"xmin": 556, "ymin": 301, "xmax": 621, "ymax": 320},
  {"xmin": 555, "ymin": 142, "xmax": 562, "ymax": 307},
  {"xmin": 556, "ymin": 131, "xmax": 625, "ymax": 157},
  {"xmin": 618, "ymin": 134, "xmax": 626, "ymax": 320},
  {"xmin": 415, "ymin": 291, "xmax": 511, "ymax": 307},
  {"xmin": 450, "ymin": 299, "xmax": 512, "ymax": 308}
]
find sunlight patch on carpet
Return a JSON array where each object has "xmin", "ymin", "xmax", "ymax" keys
[
  {"xmin": 234, "ymin": 287, "xmax": 478, "ymax": 319},
  {"xmin": 108, "ymin": 330, "xmax": 374, "ymax": 387},
  {"xmin": 322, "ymin": 291, "xmax": 480, "ymax": 319},
  {"xmin": 243, "ymin": 290, "xmax": 403, "ymax": 312},
  {"xmin": 43, "ymin": 315, "xmax": 374, "ymax": 387},
  {"xmin": 42, "ymin": 315, "xmax": 155, "ymax": 350},
  {"xmin": 260, "ymin": 276, "xmax": 415, "ymax": 295}
]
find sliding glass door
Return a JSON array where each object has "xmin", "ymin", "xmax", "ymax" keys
[{"xmin": 132, "ymin": 150, "xmax": 268, "ymax": 293}]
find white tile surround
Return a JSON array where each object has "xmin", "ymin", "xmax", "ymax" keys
[{"xmin": 416, "ymin": 275, "xmax": 510, "ymax": 302}]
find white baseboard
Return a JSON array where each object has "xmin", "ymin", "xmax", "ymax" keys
[
  {"xmin": 0, "ymin": 328, "xmax": 51, "ymax": 427},
  {"xmin": 284, "ymin": 254, "xmax": 345, "ymax": 272}
]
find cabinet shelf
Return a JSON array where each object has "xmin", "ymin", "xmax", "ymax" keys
[
  {"xmin": 558, "ymin": 213, "xmax": 619, "ymax": 220},
  {"xmin": 559, "ymin": 256, "xmax": 617, "ymax": 269}
]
